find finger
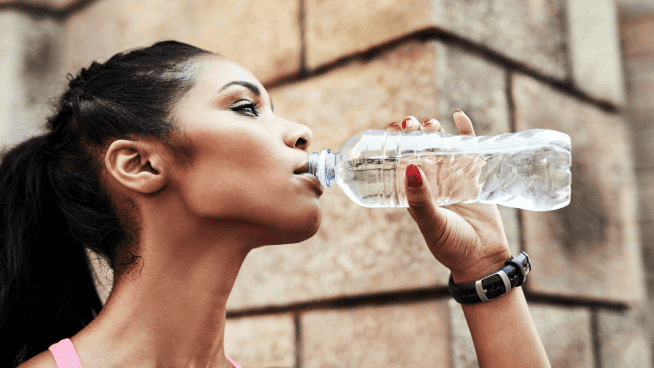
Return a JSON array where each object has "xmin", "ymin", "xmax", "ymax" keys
[
  {"xmin": 387, "ymin": 122, "xmax": 400, "ymax": 131},
  {"xmin": 400, "ymin": 116, "xmax": 423, "ymax": 131},
  {"xmin": 453, "ymin": 110, "xmax": 476, "ymax": 137},
  {"xmin": 424, "ymin": 118, "xmax": 445, "ymax": 133},
  {"xmin": 404, "ymin": 164, "xmax": 447, "ymax": 241}
]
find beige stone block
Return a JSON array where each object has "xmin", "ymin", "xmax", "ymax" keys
[
  {"xmin": 648, "ymin": 275, "xmax": 654, "ymax": 344},
  {"xmin": 224, "ymin": 314, "xmax": 296, "ymax": 368},
  {"xmin": 63, "ymin": 0, "xmax": 300, "ymax": 85},
  {"xmin": 622, "ymin": 15, "xmax": 654, "ymax": 59},
  {"xmin": 617, "ymin": 0, "xmax": 654, "ymax": 18},
  {"xmin": 448, "ymin": 298, "xmax": 477, "ymax": 368},
  {"xmin": 624, "ymin": 57, "xmax": 654, "ymax": 130},
  {"xmin": 497, "ymin": 206, "xmax": 521, "ymax": 257},
  {"xmin": 630, "ymin": 78, "xmax": 654, "ymax": 111},
  {"xmin": 513, "ymin": 73, "xmax": 645, "ymax": 304},
  {"xmin": 306, "ymin": 0, "xmax": 567, "ymax": 80},
  {"xmin": 305, "ymin": 0, "xmax": 432, "ymax": 69},
  {"xmin": 567, "ymin": 0, "xmax": 626, "ymax": 105},
  {"xmin": 633, "ymin": 126, "xmax": 654, "ymax": 172},
  {"xmin": 625, "ymin": 106, "xmax": 654, "ymax": 132},
  {"xmin": 633, "ymin": 127, "xmax": 654, "ymax": 171},
  {"xmin": 625, "ymin": 56, "xmax": 654, "ymax": 81},
  {"xmin": 432, "ymin": 43, "xmax": 510, "ymax": 137},
  {"xmin": 301, "ymin": 300, "xmax": 451, "ymax": 368},
  {"xmin": 641, "ymin": 221, "xmax": 654, "ymax": 273},
  {"xmin": 227, "ymin": 41, "xmax": 510, "ymax": 310},
  {"xmin": 0, "ymin": 10, "xmax": 65, "ymax": 151},
  {"xmin": 0, "ymin": 11, "xmax": 23, "ymax": 150},
  {"xmin": 529, "ymin": 304, "xmax": 594, "ymax": 368},
  {"xmin": 637, "ymin": 167, "xmax": 654, "ymax": 221},
  {"xmin": 598, "ymin": 308, "xmax": 653, "ymax": 368}
]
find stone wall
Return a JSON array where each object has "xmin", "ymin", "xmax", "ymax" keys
[
  {"xmin": 617, "ymin": 0, "xmax": 654, "ymax": 365},
  {"xmin": 0, "ymin": 0, "xmax": 651, "ymax": 367}
]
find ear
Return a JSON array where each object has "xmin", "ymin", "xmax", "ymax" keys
[{"xmin": 104, "ymin": 139, "xmax": 168, "ymax": 194}]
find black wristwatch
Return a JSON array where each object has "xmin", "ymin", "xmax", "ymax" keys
[{"xmin": 448, "ymin": 251, "xmax": 531, "ymax": 304}]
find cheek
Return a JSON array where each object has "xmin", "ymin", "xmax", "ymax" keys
[
  {"xmin": 172, "ymin": 128, "xmax": 288, "ymax": 217},
  {"xmin": 176, "ymin": 157, "xmax": 280, "ymax": 218},
  {"xmin": 179, "ymin": 164, "xmax": 241, "ymax": 216}
]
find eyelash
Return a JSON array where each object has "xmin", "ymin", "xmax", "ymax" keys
[{"xmin": 232, "ymin": 100, "xmax": 261, "ymax": 117}]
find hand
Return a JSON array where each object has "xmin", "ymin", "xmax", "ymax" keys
[{"xmin": 387, "ymin": 112, "xmax": 512, "ymax": 284}]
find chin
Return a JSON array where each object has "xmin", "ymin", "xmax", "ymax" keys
[
  {"xmin": 288, "ymin": 207, "xmax": 322, "ymax": 243},
  {"xmin": 257, "ymin": 207, "xmax": 322, "ymax": 247}
]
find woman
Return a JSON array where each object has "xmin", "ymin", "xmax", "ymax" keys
[{"xmin": 1, "ymin": 41, "xmax": 550, "ymax": 368}]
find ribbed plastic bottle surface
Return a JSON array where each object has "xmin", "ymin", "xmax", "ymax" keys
[{"xmin": 309, "ymin": 129, "xmax": 571, "ymax": 211}]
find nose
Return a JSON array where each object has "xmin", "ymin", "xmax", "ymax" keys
[{"xmin": 288, "ymin": 122, "xmax": 313, "ymax": 152}]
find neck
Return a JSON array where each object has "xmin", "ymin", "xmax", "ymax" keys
[{"xmin": 71, "ymin": 232, "xmax": 249, "ymax": 368}]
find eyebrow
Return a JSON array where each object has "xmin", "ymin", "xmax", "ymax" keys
[{"xmin": 219, "ymin": 80, "xmax": 274, "ymax": 112}]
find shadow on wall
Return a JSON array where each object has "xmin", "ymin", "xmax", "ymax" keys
[{"xmin": 551, "ymin": 154, "xmax": 608, "ymax": 257}]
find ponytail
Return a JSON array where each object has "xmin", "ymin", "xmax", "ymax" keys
[
  {"xmin": 0, "ymin": 133, "xmax": 103, "ymax": 367},
  {"xmin": 0, "ymin": 40, "xmax": 211, "ymax": 367}
]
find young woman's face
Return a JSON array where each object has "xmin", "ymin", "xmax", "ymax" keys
[{"xmin": 168, "ymin": 55, "xmax": 322, "ymax": 246}]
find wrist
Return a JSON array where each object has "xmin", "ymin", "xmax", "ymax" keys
[
  {"xmin": 449, "ymin": 250, "xmax": 531, "ymax": 305},
  {"xmin": 450, "ymin": 249, "xmax": 512, "ymax": 284}
]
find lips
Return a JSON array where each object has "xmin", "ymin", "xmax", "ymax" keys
[
  {"xmin": 296, "ymin": 172, "xmax": 323, "ymax": 195},
  {"xmin": 294, "ymin": 161, "xmax": 310, "ymax": 175}
]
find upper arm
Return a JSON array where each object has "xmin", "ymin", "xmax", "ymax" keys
[{"xmin": 15, "ymin": 350, "xmax": 58, "ymax": 368}]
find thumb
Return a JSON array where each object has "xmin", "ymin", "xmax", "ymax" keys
[{"xmin": 405, "ymin": 164, "xmax": 446, "ymax": 237}]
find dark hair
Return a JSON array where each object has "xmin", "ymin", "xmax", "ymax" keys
[{"xmin": 0, "ymin": 40, "xmax": 213, "ymax": 367}]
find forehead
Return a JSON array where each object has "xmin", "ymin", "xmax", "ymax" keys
[{"xmin": 193, "ymin": 56, "xmax": 262, "ymax": 94}]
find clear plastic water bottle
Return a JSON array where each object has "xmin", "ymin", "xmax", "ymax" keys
[{"xmin": 307, "ymin": 129, "xmax": 571, "ymax": 211}]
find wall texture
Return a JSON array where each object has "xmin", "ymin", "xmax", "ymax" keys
[
  {"xmin": 617, "ymin": 0, "xmax": 654, "ymax": 364},
  {"xmin": 0, "ymin": 0, "xmax": 651, "ymax": 367}
]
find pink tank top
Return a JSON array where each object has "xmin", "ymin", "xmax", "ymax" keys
[{"xmin": 49, "ymin": 338, "xmax": 241, "ymax": 368}]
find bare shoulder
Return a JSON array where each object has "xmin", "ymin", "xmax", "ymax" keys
[{"xmin": 16, "ymin": 350, "xmax": 58, "ymax": 368}]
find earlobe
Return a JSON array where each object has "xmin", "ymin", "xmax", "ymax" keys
[{"xmin": 105, "ymin": 139, "xmax": 167, "ymax": 195}]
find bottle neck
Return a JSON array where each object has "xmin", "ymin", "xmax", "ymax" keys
[{"xmin": 308, "ymin": 149, "xmax": 337, "ymax": 187}]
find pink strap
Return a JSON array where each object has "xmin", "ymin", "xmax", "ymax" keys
[
  {"xmin": 48, "ymin": 338, "xmax": 84, "ymax": 368},
  {"xmin": 49, "ymin": 338, "xmax": 238, "ymax": 368},
  {"xmin": 225, "ymin": 354, "xmax": 241, "ymax": 368}
]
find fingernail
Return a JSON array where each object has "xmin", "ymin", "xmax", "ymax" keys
[
  {"xmin": 389, "ymin": 122, "xmax": 399, "ymax": 128},
  {"xmin": 401, "ymin": 118, "xmax": 412, "ymax": 130},
  {"xmin": 454, "ymin": 109, "xmax": 463, "ymax": 115},
  {"xmin": 424, "ymin": 119, "xmax": 432, "ymax": 126},
  {"xmin": 406, "ymin": 164, "xmax": 422, "ymax": 188}
]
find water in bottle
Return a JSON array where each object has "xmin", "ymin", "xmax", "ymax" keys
[{"xmin": 307, "ymin": 129, "xmax": 571, "ymax": 211}]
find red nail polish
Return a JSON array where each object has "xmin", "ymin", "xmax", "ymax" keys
[
  {"xmin": 401, "ymin": 121, "xmax": 407, "ymax": 130},
  {"xmin": 389, "ymin": 122, "xmax": 399, "ymax": 128},
  {"xmin": 424, "ymin": 119, "xmax": 432, "ymax": 126},
  {"xmin": 406, "ymin": 164, "xmax": 422, "ymax": 188}
]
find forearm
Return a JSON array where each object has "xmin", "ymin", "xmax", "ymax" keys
[{"xmin": 460, "ymin": 286, "xmax": 550, "ymax": 368}]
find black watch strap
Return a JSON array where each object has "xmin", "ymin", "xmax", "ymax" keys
[{"xmin": 448, "ymin": 252, "xmax": 531, "ymax": 304}]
